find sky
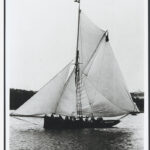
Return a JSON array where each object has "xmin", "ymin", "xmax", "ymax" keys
[{"xmin": 6, "ymin": 0, "xmax": 146, "ymax": 92}]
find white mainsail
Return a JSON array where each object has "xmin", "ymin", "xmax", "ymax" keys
[{"xmin": 12, "ymin": 12, "xmax": 137, "ymax": 118}]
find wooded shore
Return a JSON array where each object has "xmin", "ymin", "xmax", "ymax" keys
[{"xmin": 9, "ymin": 88, "xmax": 144, "ymax": 112}]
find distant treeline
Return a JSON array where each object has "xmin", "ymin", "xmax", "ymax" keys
[
  {"xmin": 10, "ymin": 88, "xmax": 144, "ymax": 112},
  {"xmin": 134, "ymin": 100, "xmax": 144, "ymax": 113},
  {"xmin": 10, "ymin": 88, "xmax": 36, "ymax": 110},
  {"xmin": 131, "ymin": 92, "xmax": 144, "ymax": 113}
]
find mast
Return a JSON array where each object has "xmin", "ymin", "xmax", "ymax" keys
[{"xmin": 75, "ymin": 0, "xmax": 82, "ymax": 117}]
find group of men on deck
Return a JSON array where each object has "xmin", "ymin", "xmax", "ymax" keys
[{"xmin": 44, "ymin": 113, "xmax": 104, "ymax": 128}]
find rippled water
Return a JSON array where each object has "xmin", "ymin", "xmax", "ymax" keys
[{"xmin": 10, "ymin": 114, "xmax": 144, "ymax": 150}]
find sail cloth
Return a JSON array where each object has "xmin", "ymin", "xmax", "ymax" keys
[
  {"xmin": 80, "ymin": 79, "xmax": 92, "ymax": 116},
  {"xmin": 76, "ymin": 12, "xmax": 135, "ymax": 117},
  {"xmin": 56, "ymin": 70, "xmax": 77, "ymax": 116},
  {"xmin": 82, "ymin": 38, "xmax": 135, "ymax": 117},
  {"xmin": 78, "ymin": 12, "xmax": 105, "ymax": 71},
  {"xmin": 12, "ymin": 12, "xmax": 136, "ymax": 118},
  {"xmin": 12, "ymin": 63, "xmax": 71, "ymax": 116}
]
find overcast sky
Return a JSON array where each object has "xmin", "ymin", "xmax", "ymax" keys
[{"xmin": 6, "ymin": 0, "xmax": 146, "ymax": 92}]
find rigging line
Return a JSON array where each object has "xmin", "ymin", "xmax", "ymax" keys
[
  {"xmin": 31, "ymin": 60, "xmax": 73, "ymax": 97},
  {"xmin": 91, "ymin": 41, "xmax": 106, "ymax": 102},
  {"xmin": 82, "ymin": 31, "xmax": 107, "ymax": 74},
  {"xmin": 85, "ymin": 37, "xmax": 107, "ymax": 77},
  {"xmin": 81, "ymin": 44, "xmax": 104, "ymax": 115},
  {"xmin": 55, "ymin": 68, "xmax": 75, "ymax": 114},
  {"xmin": 79, "ymin": 80, "xmax": 91, "ymax": 109},
  {"xmin": 85, "ymin": 77, "xmax": 130, "ymax": 113},
  {"xmin": 82, "ymin": 77, "xmax": 93, "ymax": 115},
  {"xmin": 82, "ymin": 40, "xmax": 135, "ymax": 113},
  {"xmin": 84, "ymin": 41, "xmax": 133, "ymax": 113},
  {"xmin": 11, "ymin": 116, "xmax": 40, "ymax": 126}
]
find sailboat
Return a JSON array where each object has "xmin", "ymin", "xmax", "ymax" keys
[{"xmin": 11, "ymin": 0, "xmax": 139, "ymax": 129}]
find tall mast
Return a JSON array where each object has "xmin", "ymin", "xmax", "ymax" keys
[
  {"xmin": 75, "ymin": 0, "xmax": 82, "ymax": 117},
  {"xmin": 76, "ymin": 0, "xmax": 81, "ymax": 51}
]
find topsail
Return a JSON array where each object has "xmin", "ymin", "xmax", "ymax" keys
[{"xmin": 12, "ymin": 10, "xmax": 137, "ymax": 118}]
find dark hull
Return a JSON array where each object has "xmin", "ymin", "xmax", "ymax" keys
[{"xmin": 44, "ymin": 117, "xmax": 120, "ymax": 129}]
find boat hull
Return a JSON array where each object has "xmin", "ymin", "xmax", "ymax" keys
[{"xmin": 43, "ymin": 116, "xmax": 120, "ymax": 129}]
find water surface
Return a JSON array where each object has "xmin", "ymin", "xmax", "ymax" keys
[{"xmin": 10, "ymin": 114, "xmax": 144, "ymax": 150}]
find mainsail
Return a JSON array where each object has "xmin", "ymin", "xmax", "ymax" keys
[{"xmin": 12, "ymin": 10, "xmax": 137, "ymax": 118}]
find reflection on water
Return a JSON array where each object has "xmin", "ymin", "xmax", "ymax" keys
[{"xmin": 10, "ymin": 114, "xmax": 144, "ymax": 150}]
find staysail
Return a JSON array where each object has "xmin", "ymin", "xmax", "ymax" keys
[{"xmin": 12, "ymin": 11, "xmax": 137, "ymax": 118}]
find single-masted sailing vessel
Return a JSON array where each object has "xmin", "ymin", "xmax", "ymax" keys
[{"xmin": 11, "ymin": 0, "xmax": 139, "ymax": 129}]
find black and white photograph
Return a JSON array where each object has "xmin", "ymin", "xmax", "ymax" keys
[{"xmin": 5, "ymin": 0, "xmax": 148, "ymax": 150}]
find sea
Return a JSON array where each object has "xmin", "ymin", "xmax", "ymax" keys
[{"xmin": 9, "ymin": 113, "xmax": 144, "ymax": 150}]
